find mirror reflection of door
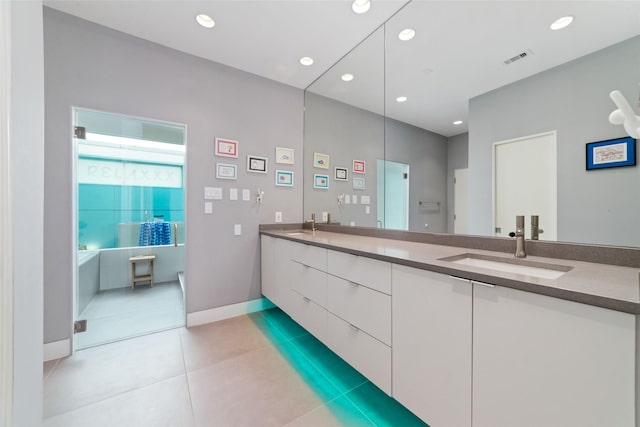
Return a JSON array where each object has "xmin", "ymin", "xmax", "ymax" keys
[
  {"xmin": 377, "ymin": 159, "xmax": 409, "ymax": 230},
  {"xmin": 493, "ymin": 132, "xmax": 557, "ymax": 241},
  {"xmin": 454, "ymin": 168, "xmax": 469, "ymax": 234}
]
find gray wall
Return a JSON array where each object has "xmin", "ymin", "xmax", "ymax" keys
[
  {"xmin": 385, "ymin": 118, "xmax": 448, "ymax": 232},
  {"xmin": 43, "ymin": 8, "xmax": 303, "ymax": 343},
  {"xmin": 304, "ymin": 92, "xmax": 384, "ymax": 228},
  {"xmin": 469, "ymin": 36, "xmax": 640, "ymax": 247},
  {"xmin": 304, "ymin": 92, "xmax": 449, "ymax": 231},
  {"xmin": 10, "ymin": 2, "xmax": 45, "ymax": 424},
  {"xmin": 446, "ymin": 132, "xmax": 469, "ymax": 234}
]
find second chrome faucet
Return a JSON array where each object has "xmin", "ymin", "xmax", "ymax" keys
[{"xmin": 509, "ymin": 215, "xmax": 527, "ymax": 258}]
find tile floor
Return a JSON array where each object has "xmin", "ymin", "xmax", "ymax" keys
[
  {"xmin": 44, "ymin": 308, "xmax": 428, "ymax": 427},
  {"xmin": 76, "ymin": 281, "xmax": 185, "ymax": 349}
]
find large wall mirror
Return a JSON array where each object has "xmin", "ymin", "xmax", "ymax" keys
[{"xmin": 304, "ymin": 1, "xmax": 640, "ymax": 248}]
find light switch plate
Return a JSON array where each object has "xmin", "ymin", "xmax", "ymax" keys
[
  {"xmin": 204, "ymin": 187, "xmax": 222, "ymax": 200},
  {"xmin": 352, "ymin": 195, "xmax": 358, "ymax": 204},
  {"xmin": 322, "ymin": 212, "xmax": 328, "ymax": 222},
  {"xmin": 365, "ymin": 206, "xmax": 370, "ymax": 214},
  {"xmin": 361, "ymin": 195, "xmax": 371, "ymax": 205},
  {"xmin": 242, "ymin": 189, "xmax": 250, "ymax": 201},
  {"xmin": 234, "ymin": 224, "xmax": 241, "ymax": 236},
  {"xmin": 204, "ymin": 202, "xmax": 213, "ymax": 214},
  {"xmin": 230, "ymin": 188, "xmax": 238, "ymax": 201},
  {"xmin": 345, "ymin": 195, "xmax": 351, "ymax": 204},
  {"xmin": 275, "ymin": 212, "xmax": 283, "ymax": 223}
]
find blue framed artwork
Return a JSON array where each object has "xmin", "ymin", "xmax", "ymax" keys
[
  {"xmin": 313, "ymin": 174, "xmax": 329, "ymax": 189},
  {"xmin": 586, "ymin": 136, "xmax": 636, "ymax": 170},
  {"xmin": 275, "ymin": 170, "xmax": 293, "ymax": 187}
]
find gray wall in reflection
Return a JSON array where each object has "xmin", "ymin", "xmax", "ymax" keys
[{"xmin": 469, "ymin": 35, "xmax": 640, "ymax": 247}]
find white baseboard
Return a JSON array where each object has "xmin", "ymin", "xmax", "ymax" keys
[
  {"xmin": 187, "ymin": 298, "xmax": 275, "ymax": 327},
  {"xmin": 43, "ymin": 339, "xmax": 71, "ymax": 362}
]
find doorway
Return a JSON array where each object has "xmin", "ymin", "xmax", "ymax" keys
[
  {"xmin": 493, "ymin": 131, "xmax": 557, "ymax": 240},
  {"xmin": 72, "ymin": 108, "xmax": 186, "ymax": 350},
  {"xmin": 454, "ymin": 168, "xmax": 469, "ymax": 234},
  {"xmin": 377, "ymin": 159, "xmax": 410, "ymax": 230}
]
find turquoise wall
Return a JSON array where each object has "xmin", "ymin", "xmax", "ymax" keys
[{"xmin": 78, "ymin": 183, "xmax": 184, "ymax": 249}]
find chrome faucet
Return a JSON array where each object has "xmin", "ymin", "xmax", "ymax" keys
[
  {"xmin": 305, "ymin": 213, "xmax": 317, "ymax": 233},
  {"xmin": 509, "ymin": 215, "xmax": 526, "ymax": 258}
]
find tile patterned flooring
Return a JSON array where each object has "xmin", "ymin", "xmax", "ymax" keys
[
  {"xmin": 75, "ymin": 281, "xmax": 185, "ymax": 349},
  {"xmin": 43, "ymin": 308, "xmax": 427, "ymax": 427}
]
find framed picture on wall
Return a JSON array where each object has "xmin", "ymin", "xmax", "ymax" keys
[
  {"xmin": 586, "ymin": 136, "xmax": 636, "ymax": 170},
  {"xmin": 275, "ymin": 170, "xmax": 294, "ymax": 187},
  {"xmin": 247, "ymin": 155, "xmax": 268, "ymax": 173},
  {"xmin": 353, "ymin": 160, "xmax": 366, "ymax": 174},
  {"xmin": 313, "ymin": 152, "xmax": 330, "ymax": 169},
  {"xmin": 335, "ymin": 167, "xmax": 348, "ymax": 181},
  {"xmin": 216, "ymin": 163, "xmax": 237, "ymax": 180},
  {"xmin": 353, "ymin": 177, "xmax": 365, "ymax": 190},
  {"xmin": 314, "ymin": 174, "xmax": 329, "ymax": 189},
  {"xmin": 275, "ymin": 147, "xmax": 294, "ymax": 164},
  {"xmin": 215, "ymin": 138, "xmax": 238, "ymax": 158}
]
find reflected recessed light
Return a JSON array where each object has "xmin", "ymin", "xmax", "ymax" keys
[
  {"xmin": 352, "ymin": 0, "xmax": 371, "ymax": 14},
  {"xmin": 398, "ymin": 28, "xmax": 415, "ymax": 41},
  {"xmin": 195, "ymin": 14, "xmax": 215, "ymax": 28},
  {"xmin": 550, "ymin": 15, "xmax": 574, "ymax": 30},
  {"xmin": 453, "ymin": 120, "xmax": 463, "ymax": 125},
  {"xmin": 341, "ymin": 73, "xmax": 354, "ymax": 82},
  {"xmin": 299, "ymin": 57, "xmax": 314, "ymax": 66},
  {"xmin": 396, "ymin": 96, "xmax": 407, "ymax": 103}
]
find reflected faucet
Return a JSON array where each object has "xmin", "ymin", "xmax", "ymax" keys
[
  {"xmin": 305, "ymin": 213, "xmax": 317, "ymax": 233},
  {"xmin": 508, "ymin": 215, "xmax": 526, "ymax": 258},
  {"xmin": 531, "ymin": 215, "xmax": 539, "ymax": 240}
]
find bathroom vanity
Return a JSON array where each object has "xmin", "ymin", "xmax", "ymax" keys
[{"xmin": 260, "ymin": 225, "xmax": 639, "ymax": 427}]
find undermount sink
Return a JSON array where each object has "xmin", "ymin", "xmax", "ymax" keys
[
  {"xmin": 439, "ymin": 253, "xmax": 573, "ymax": 280},
  {"xmin": 286, "ymin": 231, "xmax": 313, "ymax": 236}
]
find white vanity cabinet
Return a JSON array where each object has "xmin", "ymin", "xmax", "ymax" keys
[
  {"xmin": 261, "ymin": 235, "xmax": 293, "ymax": 313},
  {"xmin": 392, "ymin": 265, "xmax": 473, "ymax": 427},
  {"xmin": 473, "ymin": 284, "xmax": 636, "ymax": 427},
  {"xmin": 326, "ymin": 250, "xmax": 393, "ymax": 394},
  {"xmin": 392, "ymin": 263, "xmax": 636, "ymax": 427}
]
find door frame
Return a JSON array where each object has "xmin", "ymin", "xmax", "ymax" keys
[
  {"xmin": 491, "ymin": 130, "xmax": 557, "ymax": 238},
  {"xmin": 70, "ymin": 107, "xmax": 188, "ymax": 353}
]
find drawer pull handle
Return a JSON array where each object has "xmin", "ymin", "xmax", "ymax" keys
[
  {"xmin": 449, "ymin": 275, "xmax": 471, "ymax": 284},
  {"xmin": 302, "ymin": 296, "xmax": 310, "ymax": 302},
  {"xmin": 472, "ymin": 280, "xmax": 495, "ymax": 288},
  {"xmin": 349, "ymin": 323, "xmax": 359, "ymax": 332},
  {"xmin": 349, "ymin": 281, "xmax": 359, "ymax": 287}
]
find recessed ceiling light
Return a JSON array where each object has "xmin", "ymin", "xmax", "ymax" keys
[
  {"xmin": 341, "ymin": 74, "xmax": 354, "ymax": 82},
  {"xmin": 398, "ymin": 28, "xmax": 415, "ymax": 41},
  {"xmin": 352, "ymin": 0, "xmax": 371, "ymax": 14},
  {"xmin": 550, "ymin": 16, "xmax": 574, "ymax": 30},
  {"xmin": 195, "ymin": 14, "xmax": 215, "ymax": 29},
  {"xmin": 299, "ymin": 57, "xmax": 314, "ymax": 66},
  {"xmin": 453, "ymin": 120, "xmax": 463, "ymax": 125},
  {"xmin": 396, "ymin": 96, "xmax": 407, "ymax": 103}
]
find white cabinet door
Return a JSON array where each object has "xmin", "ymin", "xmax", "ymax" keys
[
  {"xmin": 260, "ymin": 236, "xmax": 292, "ymax": 314},
  {"xmin": 392, "ymin": 265, "xmax": 472, "ymax": 427},
  {"xmin": 473, "ymin": 284, "xmax": 636, "ymax": 427}
]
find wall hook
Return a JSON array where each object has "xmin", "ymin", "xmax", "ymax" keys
[
  {"xmin": 609, "ymin": 84, "xmax": 640, "ymax": 139},
  {"xmin": 256, "ymin": 188, "xmax": 264, "ymax": 204}
]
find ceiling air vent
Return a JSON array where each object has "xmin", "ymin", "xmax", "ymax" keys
[{"xmin": 504, "ymin": 49, "xmax": 534, "ymax": 65}]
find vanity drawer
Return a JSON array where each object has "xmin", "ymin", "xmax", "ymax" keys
[
  {"xmin": 327, "ymin": 275, "xmax": 391, "ymax": 345},
  {"xmin": 326, "ymin": 312, "xmax": 392, "ymax": 395},
  {"xmin": 290, "ymin": 241, "xmax": 327, "ymax": 271},
  {"xmin": 289, "ymin": 290, "xmax": 327, "ymax": 344},
  {"xmin": 328, "ymin": 250, "xmax": 391, "ymax": 295},
  {"xmin": 290, "ymin": 260, "xmax": 327, "ymax": 308}
]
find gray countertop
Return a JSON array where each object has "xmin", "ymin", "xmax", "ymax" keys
[{"xmin": 261, "ymin": 229, "xmax": 640, "ymax": 315}]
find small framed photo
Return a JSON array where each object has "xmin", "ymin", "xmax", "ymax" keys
[
  {"xmin": 335, "ymin": 167, "xmax": 348, "ymax": 181},
  {"xmin": 215, "ymin": 138, "xmax": 238, "ymax": 158},
  {"xmin": 275, "ymin": 147, "xmax": 294, "ymax": 164},
  {"xmin": 247, "ymin": 155, "xmax": 268, "ymax": 173},
  {"xmin": 313, "ymin": 174, "xmax": 329, "ymax": 189},
  {"xmin": 216, "ymin": 163, "xmax": 237, "ymax": 180},
  {"xmin": 314, "ymin": 152, "xmax": 330, "ymax": 169},
  {"xmin": 586, "ymin": 136, "xmax": 636, "ymax": 170},
  {"xmin": 275, "ymin": 170, "xmax": 294, "ymax": 187},
  {"xmin": 353, "ymin": 160, "xmax": 366, "ymax": 174},
  {"xmin": 353, "ymin": 177, "xmax": 365, "ymax": 190}
]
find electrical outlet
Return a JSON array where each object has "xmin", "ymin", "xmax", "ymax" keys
[
  {"xmin": 322, "ymin": 212, "xmax": 328, "ymax": 222},
  {"xmin": 275, "ymin": 212, "xmax": 282, "ymax": 223},
  {"xmin": 234, "ymin": 224, "xmax": 241, "ymax": 236}
]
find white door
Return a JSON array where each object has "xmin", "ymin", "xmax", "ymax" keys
[
  {"xmin": 377, "ymin": 160, "xmax": 409, "ymax": 230},
  {"xmin": 493, "ymin": 132, "xmax": 556, "ymax": 240},
  {"xmin": 454, "ymin": 168, "xmax": 469, "ymax": 234}
]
